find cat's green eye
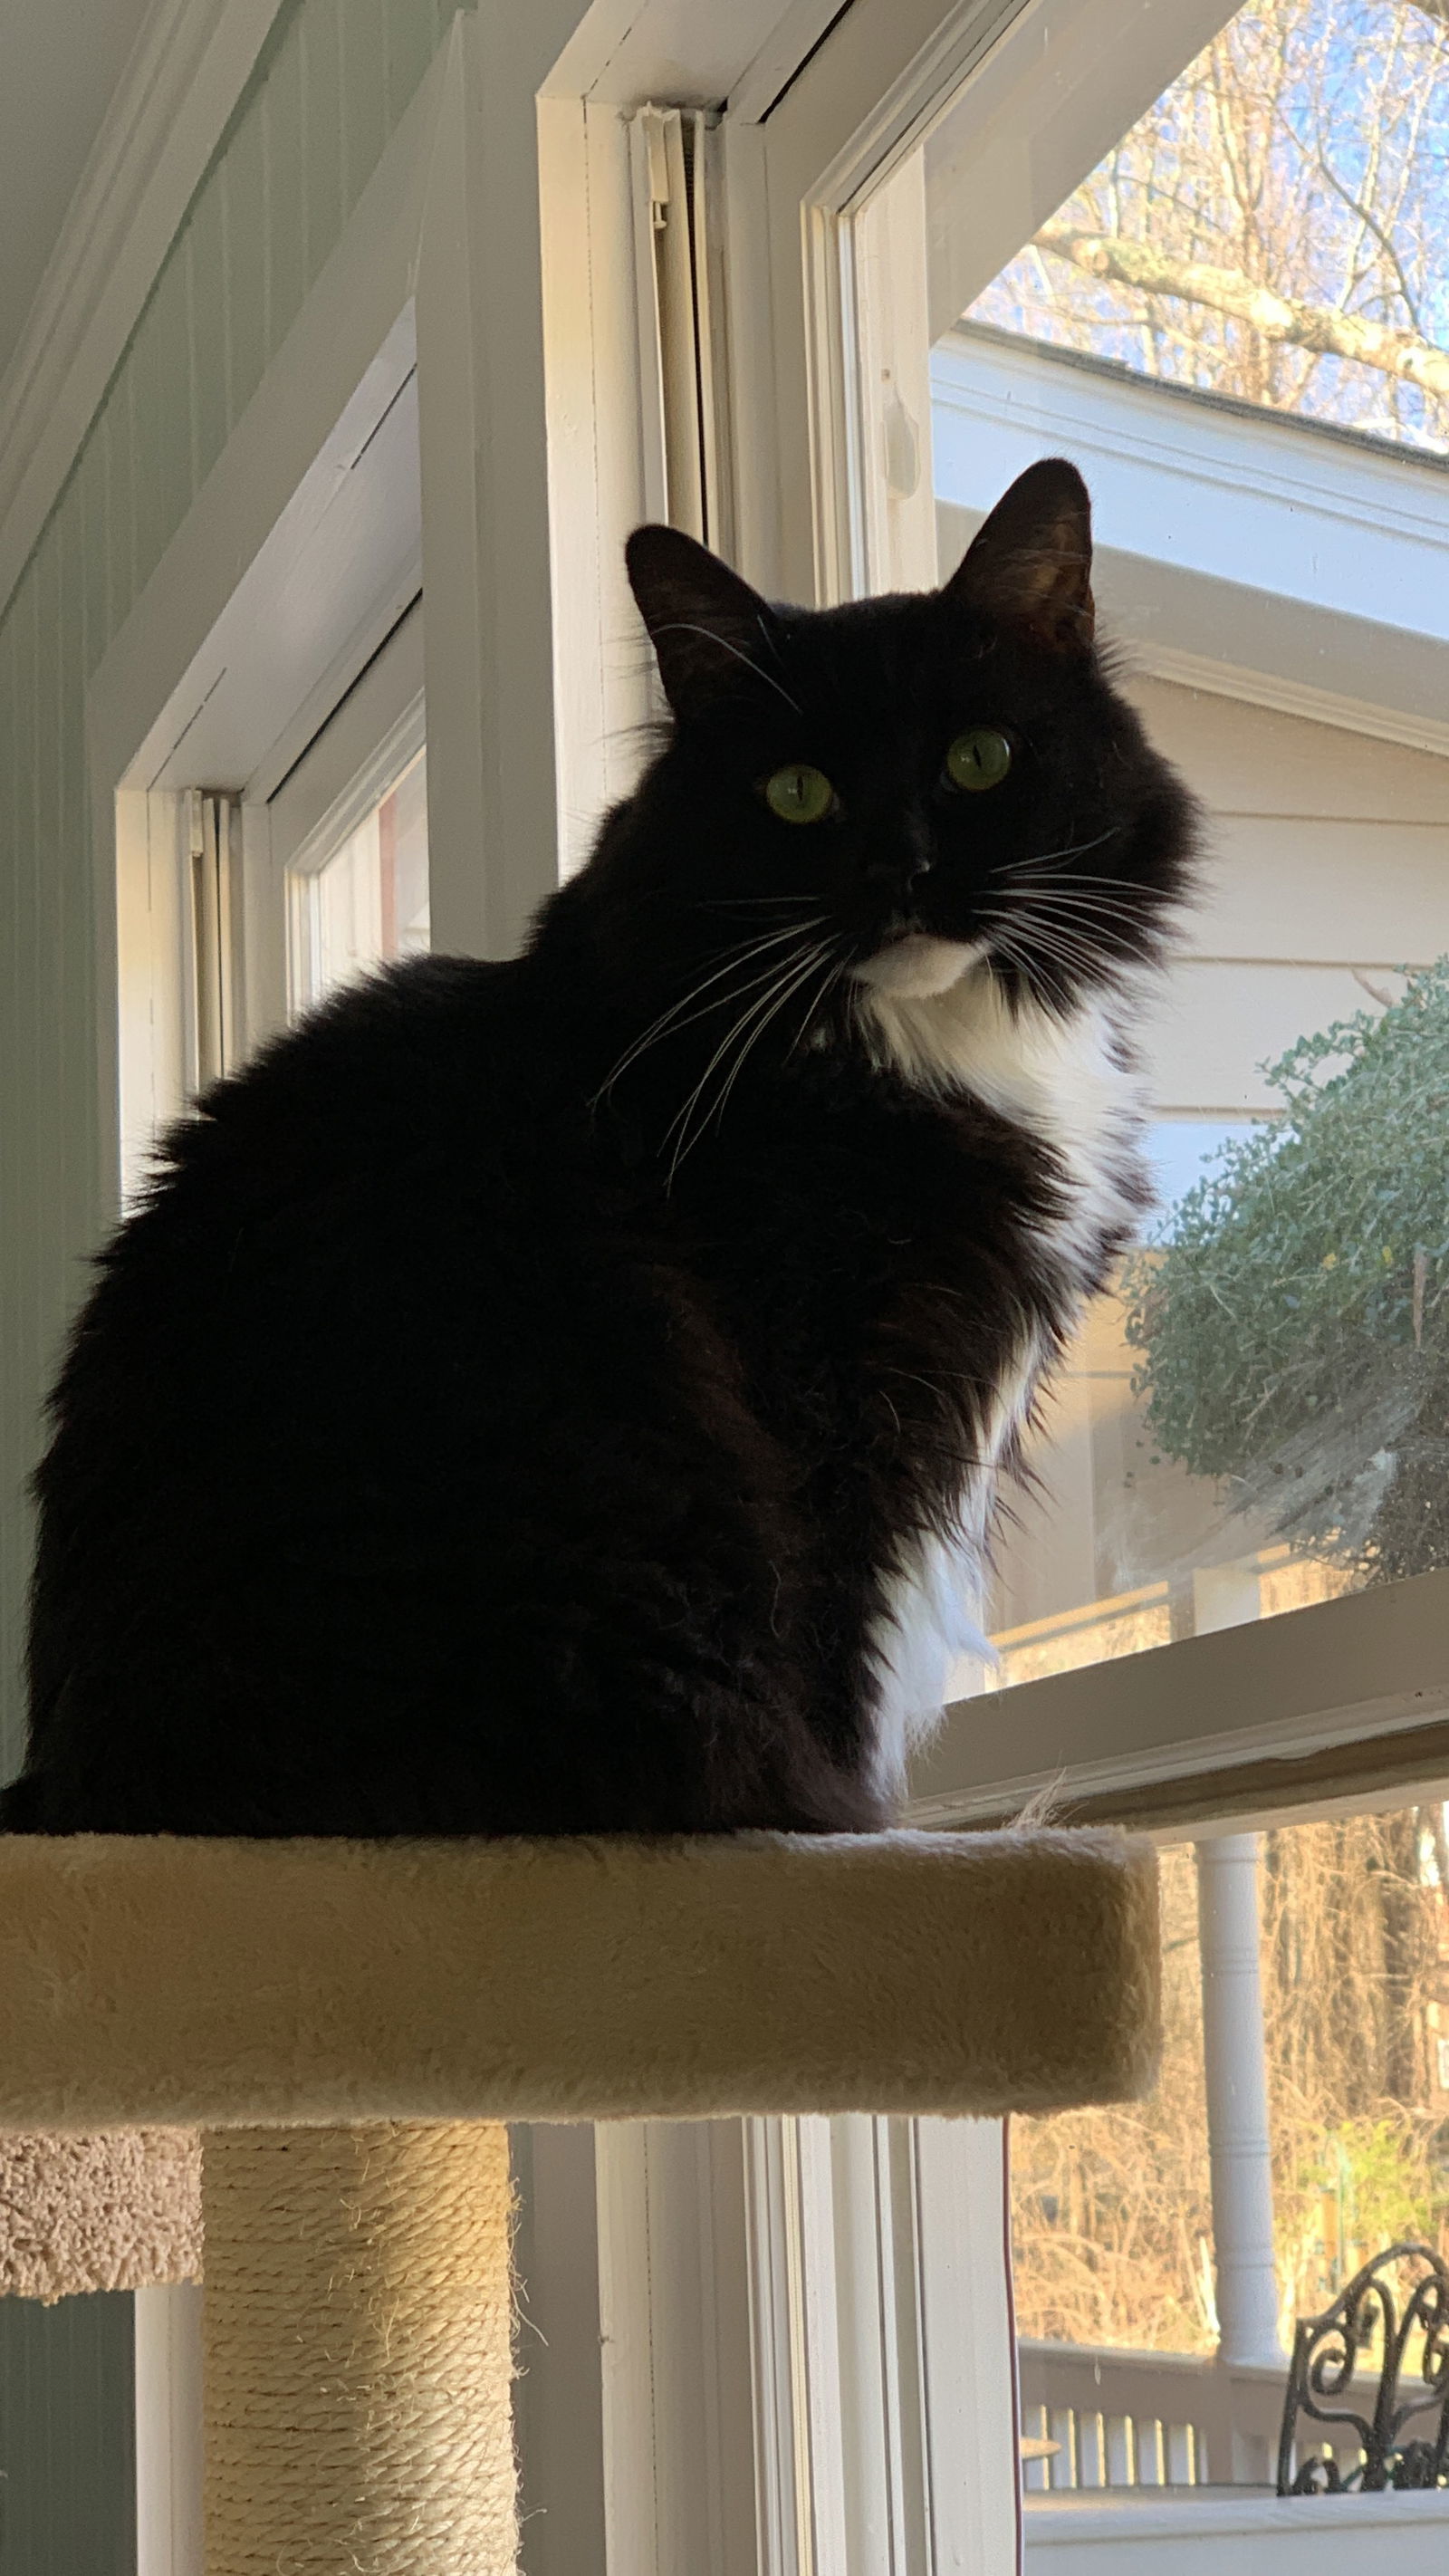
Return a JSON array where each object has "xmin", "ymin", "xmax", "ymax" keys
[
  {"xmin": 945, "ymin": 727, "xmax": 1012, "ymax": 793},
  {"xmin": 763, "ymin": 764, "xmax": 836, "ymax": 824}
]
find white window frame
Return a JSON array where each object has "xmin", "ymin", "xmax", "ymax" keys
[
  {"xmin": 731, "ymin": 0, "xmax": 1449, "ymax": 1840},
  {"xmin": 260, "ymin": 601, "xmax": 426, "ymax": 1033}
]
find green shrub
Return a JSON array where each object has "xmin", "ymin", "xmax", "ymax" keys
[{"xmin": 1123, "ymin": 962, "xmax": 1449, "ymax": 1583}]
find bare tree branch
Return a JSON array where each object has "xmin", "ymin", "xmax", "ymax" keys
[
  {"xmin": 1036, "ymin": 225, "xmax": 1449, "ymax": 399},
  {"xmin": 1276, "ymin": 116, "xmax": 1426, "ymax": 335}
]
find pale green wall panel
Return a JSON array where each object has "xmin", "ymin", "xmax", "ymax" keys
[
  {"xmin": 29, "ymin": 538, "xmax": 62, "ymax": 1407},
  {"xmin": 185, "ymin": 185, "xmax": 231, "ymax": 489},
  {"xmin": 223, "ymin": 107, "xmax": 269, "ymax": 432},
  {"xmin": 1, "ymin": 4, "xmax": 457, "ymax": 2553},
  {"xmin": 389, "ymin": 0, "xmax": 445, "ymax": 131},
  {"xmin": 2, "ymin": 0, "xmax": 458, "ymax": 1768},
  {"xmin": 259, "ymin": 17, "xmax": 311, "ymax": 360},
  {"xmin": 342, "ymin": 0, "xmax": 391, "ymax": 217},
  {"xmin": 104, "ymin": 370, "xmax": 139, "ymax": 641},
  {"xmin": 302, "ymin": 2, "xmax": 348, "ymax": 288},
  {"xmin": 0, "ymin": 2293, "xmax": 137, "ymax": 2574},
  {"xmin": 77, "ymin": 422, "xmax": 111, "ymax": 678},
  {"xmin": 130, "ymin": 245, "xmax": 196, "ymax": 603},
  {"xmin": 1, "ymin": 583, "xmax": 37, "ymax": 1739}
]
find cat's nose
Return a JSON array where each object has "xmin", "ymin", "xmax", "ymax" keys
[{"xmin": 862, "ymin": 837, "xmax": 933, "ymax": 896}]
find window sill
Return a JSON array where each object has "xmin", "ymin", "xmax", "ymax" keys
[{"xmin": 1026, "ymin": 2485, "xmax": 1449, "ymax": 2568}]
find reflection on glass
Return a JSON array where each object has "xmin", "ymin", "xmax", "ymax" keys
[
  {"xmin": 1014, "ymin": 1806, "xmax": 1449, "ymax": 2493},
  {"xmin": 1147, "ymin": 1120, "xmax": 1260, "ymax": 1243},
  {"xmin": 847, "ymin": 2, "xmax": 1449, "ymax": 1700},
  {"xmin": 289, "ymin": 748, "xmax": 429, "ymax": 1013}
]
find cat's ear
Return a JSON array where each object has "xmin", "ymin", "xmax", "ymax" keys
[
  {"xmin": 626, "ymin": 524, "xmax": 782, "ymax": 718},
  {"xmin": 944, "ymin": 458, "xmax": 1095, "ymax": 651}
]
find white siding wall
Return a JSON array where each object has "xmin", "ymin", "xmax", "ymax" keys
[
  {"xmin": 1131, "ymin": 678, "xmax": 1449, "ymax": 1115},
  {"xmin": 986, "ymin": 678, "xmax": 1449, "ymax": 1646}
]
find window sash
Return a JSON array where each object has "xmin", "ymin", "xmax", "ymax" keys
[
  {"xmin": 908, "ymin": 1570, "xmax": 1449, "ymax": 1833},
  {"xmin": 734, "ymin": 0, "xmax": 1449, "ymax": 1822}
]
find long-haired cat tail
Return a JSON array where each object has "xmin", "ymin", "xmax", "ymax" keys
[{"xmin": 4, "ymin": 459, "xmax": 1197, "ymax": 1838}]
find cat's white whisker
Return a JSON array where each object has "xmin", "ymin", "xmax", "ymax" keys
[
  {"xmin": 593, "ymin": 919, "xmax": 827, "ymax": 1101},
  {"xmin": 994, "ymin": 883, "xmax": 1155, "ymax": 931},
  {"xmin": 785, "ymin": 954, "xmax": 849, "ymax": 1062},
  {"xmin": 675, "ymin": 936, "xmax": 844, "ymax": 1177},
  {"xmin": 1008, "ymin": 825, "xmax": 1124, "ymax": 874},
  {"xmin": 662, "ymin": 938, "xmax": 834, "ymax": 1183},
  {"xmin": 702, "ymin": 947, "xmax": 843, "ymax": 1149},
  {"xmin": 648, "ymin": 621, "xmax": 803, "ymax": 716}
]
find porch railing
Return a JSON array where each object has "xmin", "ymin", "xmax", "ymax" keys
[{"xmin": 1018, "ymin": 2340, "xmax": 1336, "ymax": 2492}]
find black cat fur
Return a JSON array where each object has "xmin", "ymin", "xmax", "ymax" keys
[{"xmin": 4, "ymin": 459, "xmax": 1197, "ymax": 1837}]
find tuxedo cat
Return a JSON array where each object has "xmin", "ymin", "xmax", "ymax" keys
[{"xmin": 4, "ymin": 458, "xmax": 1196, "ymax": 1836}]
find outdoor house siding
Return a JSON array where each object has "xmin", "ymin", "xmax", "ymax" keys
[{"xmin": 0, "ymin": 4, "xmax": 457, "ymax": 2565}]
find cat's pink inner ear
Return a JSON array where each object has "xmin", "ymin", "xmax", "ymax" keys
[{"xmin": 945, "ymin": 457, "xmax": 1096, "ymax": 652}]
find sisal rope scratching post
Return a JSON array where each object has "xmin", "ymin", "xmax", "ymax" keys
[
  {"xmin": 204, "ymin": 2122, "xmax": 514, "ymax": 2575},
  {"xmin": 0, "ymin": 1827, "xmax": 1162, "ymax": 2571}
]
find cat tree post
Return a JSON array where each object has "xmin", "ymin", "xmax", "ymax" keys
[
  {"xmin": 0, "ymin": 1827, "xmax": 1162, "ymax": 2574},
  {"xmin": 203, "ymin": 2123, "xmax": 515, "ymax": 2575}
]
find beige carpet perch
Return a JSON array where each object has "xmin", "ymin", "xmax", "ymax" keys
[
  {"xmin": 0, "ymin": 1826, "xmax": 1160, "ymax": 2572},
  {"xmin": 0, "ymin": 2124, "xmax": 200, "ymax": 2302}
]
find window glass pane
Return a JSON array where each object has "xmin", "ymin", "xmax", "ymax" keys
[
  {"xmin": 1013, "ymin": 1803, "xmax": 1449, "ymax": 2501},
  {"xmin": 289, "ymin": 747, "xmax": 429, "ymax": 1013},
  {"xmin": 964, "ymin": 0, "xmax": 1449, "ymax": 460},
  {"xmin": 846, "ymin": 3, "xmax": 1449, "ymax": 1699}
]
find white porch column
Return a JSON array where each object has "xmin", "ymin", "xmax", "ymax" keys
[{"xmin": 1195, "ymin": 1834, "xmax": 1282, "ymax": 2370}]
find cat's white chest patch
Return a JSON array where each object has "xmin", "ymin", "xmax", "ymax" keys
[
  {"xmin": 859, "ymin": 958, "xmax": 1147, "ymax": 1286},
  {"xmin": 858, "ymin": 960, "xmax": 1151, "ymax": 1805},
  {"xmin": 866, "ymin": 1336, "xmax": 1039, "ymax": 1805}
]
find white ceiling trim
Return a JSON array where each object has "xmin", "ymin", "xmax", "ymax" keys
[{"xmin": 0, "ymin": 0, "xmax": 289, "ymax": 627}]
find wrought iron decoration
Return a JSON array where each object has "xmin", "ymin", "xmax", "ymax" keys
[{"xmin": 1278, "ymin": 2241, "xmax": 1449, "ymax": 2494}]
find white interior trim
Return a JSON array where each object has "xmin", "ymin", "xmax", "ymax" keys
[
  {"xmin": 596, "ymin": 2122, "xmax": 760, "ymax": 2576},
  {"xmin": 115, "ymin": 787, "xmax": 189, "ymax": 1207},
  {"xmin": 743, "ymin": 2116, "xmax": 1021, "ymax": 2570},
  {"xmin": 266, "ymin": 608, "xmax": 426, "ymax": 880},
  {"xmin": 134, "ymin": 2284, "xmax": 204, "ymax": 2576},
  {"xmin": 728, "ymin": 0, "xmax": 868, "ymax": 123},
  {"xmin": 84, "ymin": 40, "xmax": 448, "ymax": 1227},
  {"xmin": 245, "ymin": 605, "xmax": 426, "ymax": 1050},
  {"xmin": 139, "ymin": 334, "xmax": 421, "ymax": 804},
  {"xmin": 85, "ymin": 24, "xmax": 559, "ymax": 1226},
  {"xmin": 546, "ymin": 0, "xmax": 840, "ymax": 109},
  {"xmin": 0, "ymin": 0, "xmax": 289, "ymax": 621}
]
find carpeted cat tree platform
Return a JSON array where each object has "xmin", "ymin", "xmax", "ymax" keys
[{"xmin": 0, "ymin": 1827, "xmax": 1160, "ymax": 2571}]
